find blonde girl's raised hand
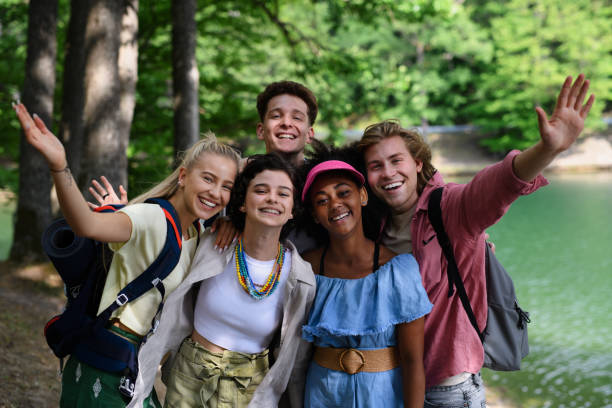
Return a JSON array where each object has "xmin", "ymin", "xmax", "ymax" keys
[
  {"xmin": 13, "ymin": 102, "xmax": 132, "ymax": 243},
  {"xmin": 14, "ymin": 102, "xmax": 67, "ymax": 171}
]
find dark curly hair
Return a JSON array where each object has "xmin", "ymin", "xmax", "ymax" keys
[
  {"xmin": 256, "ymin": 81, "xmax": 318, "ymax": 126},
  {"xmin": 296, "ymin": 141, "xmax": 387, "ymax": 246},
  {"xmin": 227, "ymin": 153, "xmax": 301, "ymax": 241}
]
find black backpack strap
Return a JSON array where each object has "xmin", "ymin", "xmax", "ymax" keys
[
  {"xmin": 95, "ymin": 198, "xmax": 183, "ymax": 327},
  {"xmin": 92, "ymin": 198, "xmax": 186, "ymax": 399},
  {"xmin": 428, "ymin": 187, "xmax": 484, "ymax": 342}
]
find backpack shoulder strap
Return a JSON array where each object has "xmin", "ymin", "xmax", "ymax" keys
[
  {"xmin": 145, "ymin": 197, "xmax": 183, "ymax": 249},
  {"xmin": 81, "ymin": 198, "xmax": 190, "ymax": 396},
  {"xmin": 427, "ymin": 187, "xmax": 484, "ymax": 342},
  {"xmin": 95, "ymin": 198, "xmax": 183, "ymax": 327},
  {"xmin": 146, "ymin": 197, "xmax": 202, "ymax": 245}
]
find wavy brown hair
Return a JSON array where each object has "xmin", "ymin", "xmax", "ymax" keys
[{"xmin": 357, "ymin": 120, "xmax": 436, "ymax": 195}]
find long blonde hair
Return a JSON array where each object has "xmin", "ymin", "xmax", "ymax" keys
[{"xmin": 130, "ymin": 132, "xmax": 241, "ymax": 204}]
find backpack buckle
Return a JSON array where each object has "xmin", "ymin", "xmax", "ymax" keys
[
  {"xmin": 115, "ymin": 293, "xmax": 129, "ymax": 306},
  {"xmin": 118, "ymin": 374, "xmax": 135, "ymax": 399}
]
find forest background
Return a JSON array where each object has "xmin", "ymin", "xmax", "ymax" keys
[
  {"xmin": 0, "ymin": 1, "xmax": 611, "ymax": 407},
  {"xmin": 0, "ymin": 0, "xmax": 611, "ymax": 261}
]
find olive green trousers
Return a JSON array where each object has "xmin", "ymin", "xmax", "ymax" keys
[{"xmin": 164, "ymin": 337, "xmax": 269, "ymax": 408}]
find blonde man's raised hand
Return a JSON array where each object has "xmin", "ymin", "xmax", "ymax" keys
[{"xmin": 514, "ymin": 74, "xmax": 595, "ymax": 182}]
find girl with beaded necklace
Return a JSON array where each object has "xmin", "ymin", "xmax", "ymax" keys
[{"xmin": 129, "ymin": 153, "xmax": 316, "ymax": 408}]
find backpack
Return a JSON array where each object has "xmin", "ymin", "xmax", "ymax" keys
[
  {"xmin": 41, "ymin": 198, "xmax": 196, "ymax": 399},
  {"xmin": 427, "ymin": 187, "xmax": 530, "ymax": 371}
]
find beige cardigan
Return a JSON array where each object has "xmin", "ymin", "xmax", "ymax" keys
[{"xmin": 127, "ymin": 229, "xmax": 316, "ymax": 408}]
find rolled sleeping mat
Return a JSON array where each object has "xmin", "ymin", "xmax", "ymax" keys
[{"xmin": 41, "ymin": 218, "xmax": 96, "ymax": 286}]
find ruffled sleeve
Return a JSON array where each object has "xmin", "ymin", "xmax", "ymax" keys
[{"xmin": 302, "ymin": 254, "xmax": 432, "ymax": 342}]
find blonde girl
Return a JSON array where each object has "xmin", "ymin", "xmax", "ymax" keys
[{"xmin": 14, "ymin": 102, "xmax": 240, "ymax": 407}]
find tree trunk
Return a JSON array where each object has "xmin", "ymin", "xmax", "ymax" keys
[
  {"xmin": 117, "ymin": 0, "xmax": 139, "ymax": 188},
  {"xmin": 59, "ymin": 0, "xmax": 87, "ymax": 182},
  {"xmin": 78, "ymin": 0, "xmax": 127, "ymax": 192},
  {"xmin": 171, "ymin": 0, "xmax": 199, "ymax": 158},
  {"xmin": 10, "ymin": 0, "xmax": 58, "ymax": 261}
]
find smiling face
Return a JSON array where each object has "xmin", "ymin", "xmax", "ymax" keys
[
  {"xmin": 309, "ymin": 172, "xmax": 367, "ymax": 239},
  {"xmin": 241, "ymin": 169, "xmax": 295, "ymax": 229},
  {"xmin": 256, "ymin": 94, "xmax": 314, "ymax": 163},
  {"xmin": 179, "ymin": 152, "xmax": 238, "ymax": 221},
  {"xmin": 363, "ymin": 135, "xmax": 423, "ymax": 214}
]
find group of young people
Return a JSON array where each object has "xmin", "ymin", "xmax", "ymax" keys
[{"xmin": 15, "ymin": 73, "xmax": 593, "ymax": 407}]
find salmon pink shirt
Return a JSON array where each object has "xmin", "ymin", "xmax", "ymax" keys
[{"xmin": 407, "ymin": 150, "xmax": 547, "ymax": 388}]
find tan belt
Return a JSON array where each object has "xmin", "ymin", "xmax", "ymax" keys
[{"xmin": 313, "ymin": 346, "xmax": 400, "ymax": 374}]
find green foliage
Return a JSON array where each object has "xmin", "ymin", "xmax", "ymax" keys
[
  {"xmin": 0, "ymin": 0, "xmax": 28, "ymax": 186},
  {"xmin": 0, "ymin": 0, "xmax": 70, "ymax": 191},
  {"xmin": 1, "ymin": 0, "xmax": 611, "ymax": 196},
  {"xmin": 467, "ymin": 0, "xmax": 612, "ymax": 152}
]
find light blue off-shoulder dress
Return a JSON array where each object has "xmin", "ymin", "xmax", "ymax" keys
[{"xmin": 302, "ymin": 254, "xmax": 432, "ymax": 407}]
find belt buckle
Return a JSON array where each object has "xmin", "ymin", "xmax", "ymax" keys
[{"xmin": 338, "ymin": 348, "xmax": 365, "ymax": 374}]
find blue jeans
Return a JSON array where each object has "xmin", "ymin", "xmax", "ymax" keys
[{"xmin": 424, "ymin": 373, "xmax": 486, "ymax": 408}]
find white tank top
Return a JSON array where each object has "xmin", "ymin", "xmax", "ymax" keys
[{"xmin": 193, "ymin": 248, "xmax": 292, "ymax": 354}]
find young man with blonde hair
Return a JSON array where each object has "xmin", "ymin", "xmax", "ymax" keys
[{"xmin": 358, "ymin": 74, "xmax": 594, "ymax": 407}]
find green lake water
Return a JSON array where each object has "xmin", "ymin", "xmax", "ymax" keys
[
  {"xmin": 0, "ymin": 173, "xmax": 610, "ymax": 406},
  {"xmin": 475, "ymin": 173, "xmax": 612, "ymax": 408}
]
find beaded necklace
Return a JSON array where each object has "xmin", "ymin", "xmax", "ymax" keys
[{"xmin": 235, "ymin": 237, "xmax": 285, "ymax": 300}]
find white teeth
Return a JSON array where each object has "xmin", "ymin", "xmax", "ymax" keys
[
  {"xmin": 331, "ymin": 212, "xmax": 349, "ymax": 221},
  {"xmin": 200, "ymin": 198, "xmax": 217, "ymax": 208},
  {"xmin": 383, "ymin": 182, "xmax": 402, "ymax": 190},
  {"xmin": 261, "ymin": 208, "xmax": 281, "ymax": 215},
  {"xmin": 277, "ymin": 134, "xmax": 295, "ymax": 139}
]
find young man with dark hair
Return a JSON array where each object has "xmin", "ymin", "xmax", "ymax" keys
[
  {"xmin": 90, "ymin": 80, "xmax": 320, "ymax": 252},
  {"xmin": 255, "ymin": 80, "xmax": 318, "ymax": 167},
  {"xmin": 91, "ymin": 80, "xmax": 318, "ymax": 201}
]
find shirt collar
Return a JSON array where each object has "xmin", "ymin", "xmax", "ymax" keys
[{"xmin": 415, "ymin": 171, "xmax": 445, "ymax": 213}]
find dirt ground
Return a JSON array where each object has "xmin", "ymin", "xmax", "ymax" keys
[
  {"xmin": 0, "ymin": 260, "xmax": 517, "ymax": 408},
  {"xmin": 0, "ymin": 261, "xmax": 64, "ymax": 408}
]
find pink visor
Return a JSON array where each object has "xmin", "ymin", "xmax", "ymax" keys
[{"xmin": 301, "ymin": 160, "xmax": 365, "ymax": 202}]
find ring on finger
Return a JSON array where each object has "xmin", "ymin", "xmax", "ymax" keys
[{"xmin": 102, "ymin": 193, "xmax": 109, "ymax": 199}]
